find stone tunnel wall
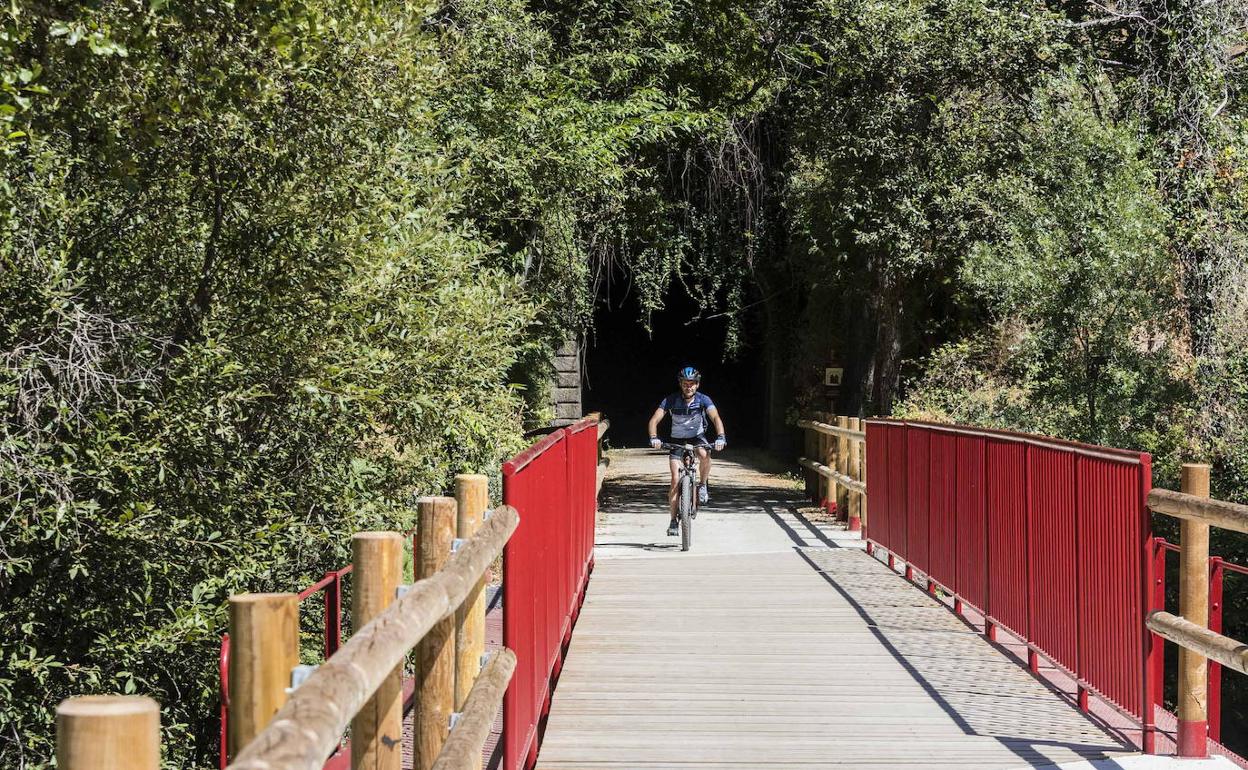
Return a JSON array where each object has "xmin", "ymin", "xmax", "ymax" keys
[{"xmin": 551, "ymin": 338, "xmax": 582, "ymax": 425}]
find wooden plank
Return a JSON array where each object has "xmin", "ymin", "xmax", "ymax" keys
[{"xmin": 536, "ymin": 547, "xmax": 1138, "ymax": 769}]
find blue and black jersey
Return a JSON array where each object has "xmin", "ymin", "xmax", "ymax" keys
[{"xmin": 659, "ymin": 392, "xmax": 716, "ymax": 439}]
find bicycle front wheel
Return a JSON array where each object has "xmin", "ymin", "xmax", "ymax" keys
[{"xmin": 678, "ymin": 474, "xmax": 694, "ymax": 552}]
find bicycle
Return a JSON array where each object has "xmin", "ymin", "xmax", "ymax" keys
[{"xmin": 660, "ymin": 440, "xmax": 714, "ymax": 552}]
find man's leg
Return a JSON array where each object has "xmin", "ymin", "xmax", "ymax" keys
[
  {"xmin": 697, "ymin": 447, "xmax": 711, "ymax": 485},
  {"xmin": 696, "ymin": 447, "xmax": 711, "ymax": 505}
]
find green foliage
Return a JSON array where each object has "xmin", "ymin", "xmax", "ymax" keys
[
  {"xmin": 429, "ymin": 0, "xmax": 708, "ymax": 336},
  {"xmin": 0, "ymin": 1, "xmax": 532, "ymax": 765},
  {"xmin": 956, "ymin": 76, "xmax": 1177, "ymax": 444}
]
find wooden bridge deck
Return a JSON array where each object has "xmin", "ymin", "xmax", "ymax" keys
[{"xmin": 534, "ymin": 449, "xmax": 1141, "ymax": 769}]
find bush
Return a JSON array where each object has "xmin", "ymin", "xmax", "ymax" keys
[{"xmin": 0, "ymin": 1, "xmax": 531, "ymax": 765}]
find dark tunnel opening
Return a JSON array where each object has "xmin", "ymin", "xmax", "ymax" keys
[{"xmin": 583, "ymin": 279, "xmax": 768, "ymax": 448}]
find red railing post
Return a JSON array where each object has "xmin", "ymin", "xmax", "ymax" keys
[
  {"xmin": 1073, "ymin": 454, "xmax": 1084, "ymax": 711},
  {"xmin": 219, "ymin": 634, "xmax": 230, "ymax": 770},
  {"xmin": 323, "ymin": 571, "xmax": 341, "ymax": 660},
  {"xmin": 982, "ymin": 437, "xmax": 991, "ymax": 641},
  {"xmin": 1145, "ymin": 537, "xmax": 1166, "ymax": 753},
  {"xmin": 1208, "ymin": 557, "xmax": 1224, "ymax": 744},
  {"xmin": 1025, "ymin": 443, "xmax": 1037, "ymax": 678}
]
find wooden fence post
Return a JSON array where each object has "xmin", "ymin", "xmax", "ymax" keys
[
  {"xmin": 837, "ymin": 416, "xmax": 850, "ymax": 519},
  {"xmin": 416, "ymin": 496, "xmax": 457, "ymax": 770},
  {"xmin": 815, "ymin": 413, "xmax": 827, "ymax": 507},
  {"xmin": 454, "ymin": 474, "xmax": 489, "ymax": 770},
  {"xmin": 823, "ymin": 417, "xmax": 839, "ymax": 516},
  {"xmin": 815, "ymin": 421, "xmax": 824, "ymax": 502},
  {"xmin": 803, "ymin": 421, "xmax": 816, "ymax": 500},
  {"xmin": 848, "ymin": 417, "xmax": 862, "ymax": 530},
  {"xmin": 228, "ymin": 593, "xmax": 299, "ymax": 758},
  {"xmin": 57, "ymin": 695, "xmax": 160, "ymax": 770},
  {"xmin": 351, "ymin": 532, "xmax": 404, "ymax": 770},
  {"xmin": 1178, "ymin": 463, "xmax": 1211, "ymax": 757},
  {"xmin": 856, "ymin": 419, "xmax": 867, "ymax": 532}
]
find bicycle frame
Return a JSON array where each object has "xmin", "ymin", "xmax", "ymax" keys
[{"xmin": 661, "ymin": 442, "xmax": 711, "ymax": 477}]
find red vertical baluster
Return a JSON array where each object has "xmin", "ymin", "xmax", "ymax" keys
[
  {"xmin": 1024, "ymin": 442, "xmax": 1032, "ymax": 642},
  {"xmin": 1143, "ymin": 468, "xmax": 1161, "ymax": 753},
  {"xmin": 1208, "ymin": 558, "xmax": 1224, "ymax": 744},
  {"xmin": 1074, "ymin": 453, "xmax": 1084, "ymax": 702},
  {"xmin": 219, "ymin": 634, "xmax": 230, "ymax": 769},
  {"xmin": 326, "ymin": 571, "xmax": 343, "ymax": 658},
  {"xmin": 982, "ymin": 437, "xmax": 990, "ymax": 635}
]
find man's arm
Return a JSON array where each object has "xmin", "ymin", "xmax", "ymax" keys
[
  {"xmin": 647, "ymin": 407, "xmax": 666, "ymax": 446},
  {"xmin": 707, "ymin": 407, "xmax": 726, "ymax": 448}
]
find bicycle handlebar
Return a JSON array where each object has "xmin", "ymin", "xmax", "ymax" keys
[{"xmin": 656, "ymin": 441, "xmax": 717, "ymax": 452}]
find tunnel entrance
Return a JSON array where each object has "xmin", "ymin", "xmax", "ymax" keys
[{"xmin": 583, "ymin": 279, "xmax": 768, "ymax": 448}]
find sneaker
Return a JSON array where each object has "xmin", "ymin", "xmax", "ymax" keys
[
  {"xmin": 698, "ymin": 482, "xmax": 709, "ymax": 505},
  {"xmin": 666, "ymin": 519, "xmax": 679, "ymax": 536}
]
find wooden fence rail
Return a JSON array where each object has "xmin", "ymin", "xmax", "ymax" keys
[
  {"xmin": 431, "ymin": 650, "xmax": 517, "ymax": 770},
  {"xmin": 56, "ymin": 504, "xmax": 519, "ymax": 770},
  {"xmin": 797, "ymin": 416, "xmax": 867, "ymax": 531},
  {"xmin": 226, "ymin": 504, "xmax": 519, "ymax": 770}
]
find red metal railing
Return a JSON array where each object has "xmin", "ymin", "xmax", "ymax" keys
[
  {"xmin": 1151, "ymin": 537, "xmax": 1248, "ymax": 744},
  {"xmin": 218, "ymin": 564, "xmax": 353, "ymax": 768},
  {"xmin": 502, "ymin": 417, "xmax": 600, "ymax": 770},
  {"xmin": 865, "ymin": 419, "xmax": 1155, "ymax": 747}
]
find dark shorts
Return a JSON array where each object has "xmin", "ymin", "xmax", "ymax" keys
[{"xmin": 668, "ymin": 434, "xmax": 708, "ymax": 460}]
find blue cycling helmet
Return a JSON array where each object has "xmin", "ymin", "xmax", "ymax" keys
[{"xmin": 677, "ymin": 366, "xmax": 701, "ymax": 383}]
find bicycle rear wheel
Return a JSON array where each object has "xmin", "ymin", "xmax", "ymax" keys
[{"xmin": 678, "ymin": 474, "xmax": 694, "ymax": 551}]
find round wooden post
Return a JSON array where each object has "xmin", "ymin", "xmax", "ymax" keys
[
  {"xmin": 416, "ymin": 496, "xmax": 457, "ymax": 770},
  {"xmin": 57, "ymin": 695, "xmax": 160, "ymax": 770},
  {"xmin": 803, "ymin": 422, "xmax": 816, "ymax": 500},
  {"xmin": 823, "ymin": 414, "xmax": 843, "ymax": 511},
  {"xmin": 351, "ymin": 532, "xmax": 405, "ymax": 770},
  {"xmin": 837, "ymin": 416, "xmax": 850, "ymax": 519},
  {"xmin": 848, "ymin": 418, "xmax": 862, "ymax": 529},
  {"xmin": 816, "ymin": 414, "xmax": 829, "ymax": 509},
  {"xmin": 454, "ymin": 474, "xmax": 489, "ymax": 770},
  {"xmin": 228, "ymin": 593, "xmax": 299, "ymax": 758},
  {"xmin": 1177, "ymin": 463, "xmax": 1211, "ymax": 757}
]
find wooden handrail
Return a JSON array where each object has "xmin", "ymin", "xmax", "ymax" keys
[
  {"xmin": 797, "ymin": 419, "xmax": 865, "ymax": 442},
  {"xmin": 1148, "ymin": 488, "xmax": 1248, "ymax": 534},
  {"xmin": 1146, "ymin": 611, "xmax": 1248, "ymax": 676},
  {"xmin": 798, "ymin": 456, "xmax": 865, "ymax": 494},
  {"xmin": 430, "ymin": 650, "xmax": 517, "ymax": 770},
  {"xmin": 227, "ymin": 506, "xmax": 519, "ymax": 770}
]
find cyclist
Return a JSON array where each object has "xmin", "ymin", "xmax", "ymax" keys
[{"xmin": 647, "ymin": 366, "xmax": 727, "ymax": 536}]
